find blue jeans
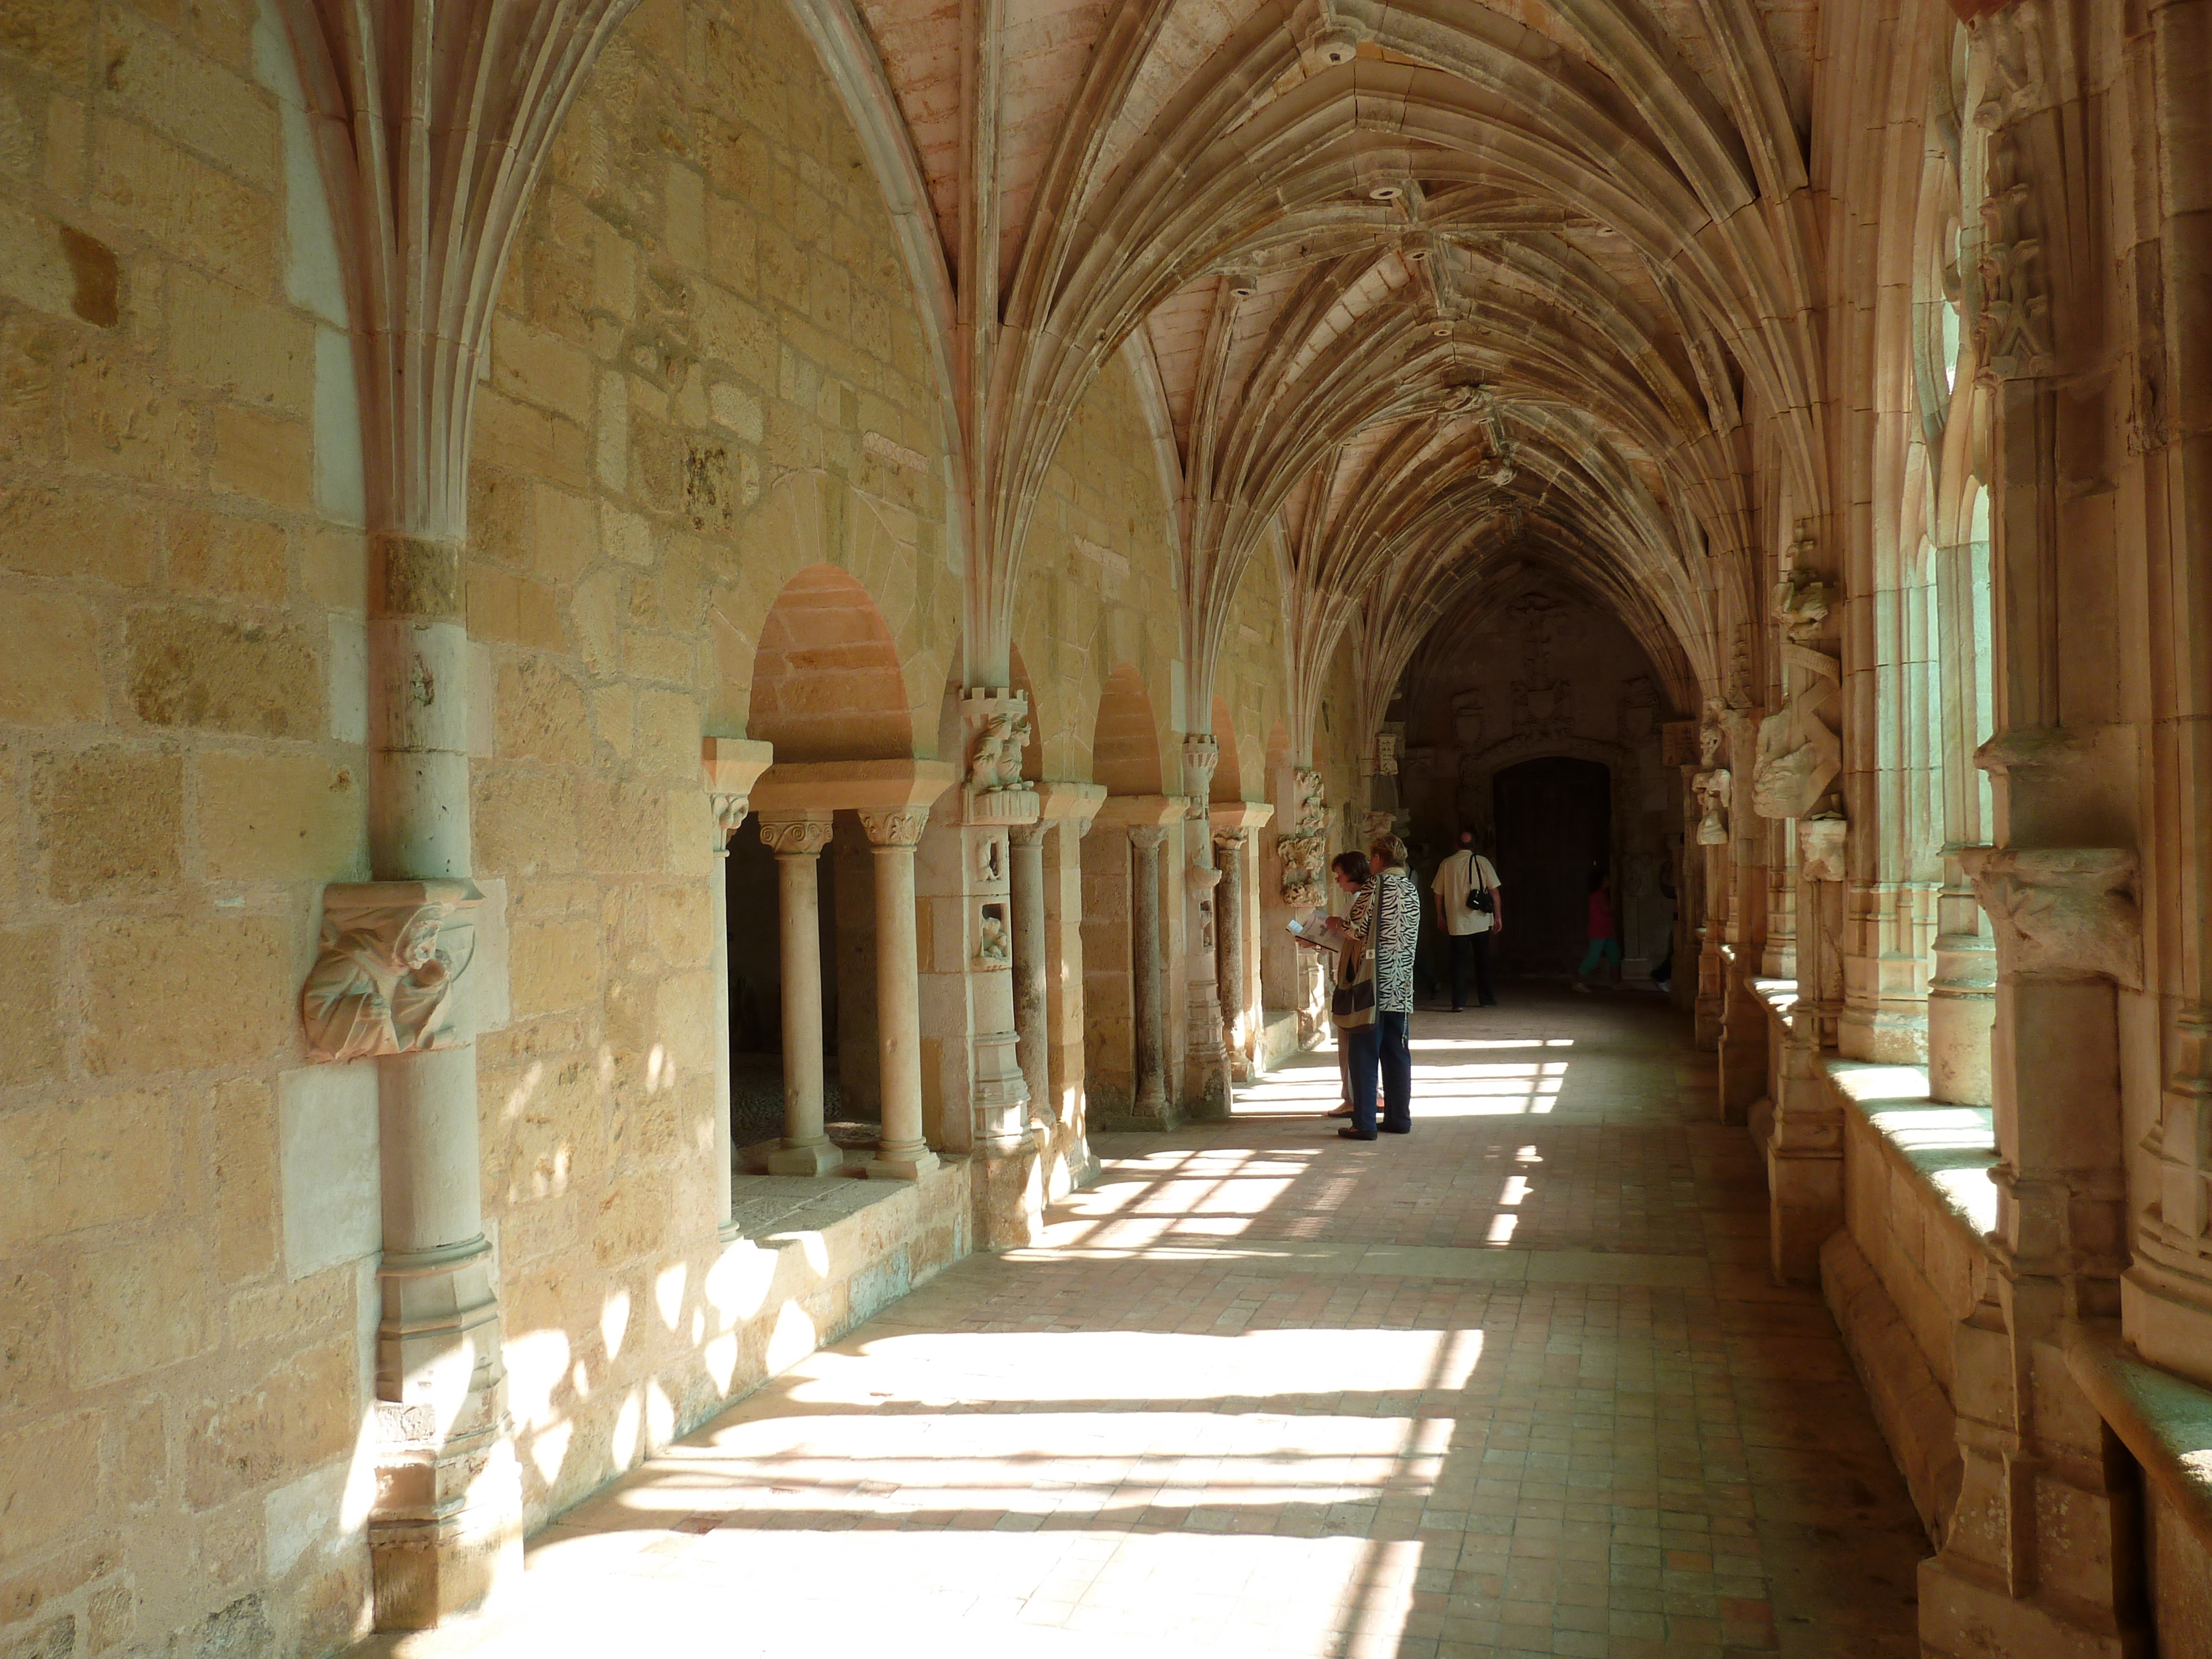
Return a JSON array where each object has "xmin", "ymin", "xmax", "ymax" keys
[
  {"xmin": 1377, "ymin": 1011, "xmax": 1411, "ymax": 1133},
  {"xmin": 1346, "ymin": 1012, "xmax": 1414, "ymax": 1134},
  {"xmin": 1344, "ymin": 1023, "xmax": 1379, "ymax": 1135}
]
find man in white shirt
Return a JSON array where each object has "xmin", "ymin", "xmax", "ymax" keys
[{"xmin": 1431, "ymin": 829, "xmax": 1504, "ymax": 1010}]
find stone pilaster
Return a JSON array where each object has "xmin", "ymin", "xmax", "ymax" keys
[
  {"xmin": 1922, "ymin": 847, "xmax": 2145, "ymax": 1659},
  {"xmin": 1180, "ymin": 738, "xmax": 1232, "ymax": 1118},
  {"xmin": 1213, "ymin": 827, "xmax": 1251, "ymax": 1078},
  {"xmin": 1129, "ymin": 823, "xmax": 1172, "ymax": 1124}
]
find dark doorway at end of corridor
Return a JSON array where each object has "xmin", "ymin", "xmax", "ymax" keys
[{"xmin": 1493, "ymin": 755, "xmax": 1610, "ymax": 974}]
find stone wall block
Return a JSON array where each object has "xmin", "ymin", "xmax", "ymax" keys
[
  {"xmin": 0, "ymin": 486, "xmax": 159, "ymax": 588},
  {"xmin": 0, "ymin": 586, "xmax": 103, "ymax": 725},
  {"xmin": 84, "ymin": 913, "xmax": 291, "ymax": 1075},
  {"xmin": 197, "ymin": 750, "xmax": 365, "ymax": 884},
  {"xmin": 34, "ymin": 747, "xmax": 182, "ymax": 900},
  {"xmin": 168, "ymin": 509, "xmax": 288, "ymax": 604},
  {"xmin": 127, "ymin": 608, "xmax": 321, "ymax": 739},
  {"xmin": 184, "ymin": 1343, "xmax": 356, "ymax": 1513},
  {"xmin": 0, "ymin": 1411, "xmax": 102, "ymax": 1561},
  {"xmin": 0, "ymin": 1087, "xmax": 175, "ymax": 1253},
  {"xmin": 67, "ymin": 1233, "xmax": 212, "ymax": 1387},
  {"xmin": 276, "ymin": 1063, "xmax": 380, "ymax": 1281}
]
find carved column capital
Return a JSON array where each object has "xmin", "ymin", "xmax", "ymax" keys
[
  {"xmin": 709, "ymin": 793, "xmax": 751, "ymax": 851},
  {"xmin": 1008, "ymin": 822, "xmax": 1047, "ymax": 850},
  {"xmin": 1128, "ymin": 824, "xmax": 1169, "ymax": 852},
  {"xmin": 1963, "ymin": 847, "xmax": 2142, "ymax": 987},
  {"xmin": 1212, "ymin": 827, "xmax": 1249, "ymax": 853},
  {"xmin": 859, "ymin": 807, "xmax": 930, "ymax": 848},
  {"xmin": 758, "ymin": 813, "xmax": 834, "ymax": 857}
]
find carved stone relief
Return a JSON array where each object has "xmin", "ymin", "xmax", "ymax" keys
[
  {"xmin": 1963, "ymin": 847, "xmax": 2143, "ymax": 988},
  {"xmin": 302, "ymin": 880, "xmax": 483, "ymax": 1062}
]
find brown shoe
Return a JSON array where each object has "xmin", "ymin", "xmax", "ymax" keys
[{"xmin": 1327, "ymin": 1102, "xmax": 1354, "ymax": 1118}]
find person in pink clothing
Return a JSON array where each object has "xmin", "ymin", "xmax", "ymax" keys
[{"xmin": 1572, "ymin": 868, "xmax": 1622, "ymax": 992}]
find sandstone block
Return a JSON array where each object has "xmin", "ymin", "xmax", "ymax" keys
[
  {"xmin": 467, "ymin": 564, "xmax": 565, "ymax": 651},
  {"xmin": 0, "ymin": 1087, "xmax": 175, "ymax": 1253},
  {"xmin": 185, "ymin": 1343, "xmax": 354, "ymax": 1513},
  {"xmin": 576, "ymin": 778, "xmax": 669, "ymax": 874},
  {"xmin": 0, "ymin": 1269, "xmax": 60, "ymax": 1415},
  {"xmin": 492, "ymin": 312, "xmax": 592, "ymax": 418},
  {"xmin": 85, "ymin": 912, "xmax": 290, "ymax": 1075},
  {"xmin": 118, "ymin": 1397, "xmax": 165, "ymax": 1508},
  {"xmin": 0, "ymin": 926, "xmax": 65, "ymax": 1086},
  {"xmin": 0, "ymin": 485, "xmax": 156, "ymax": 589},
  {"xmin": 91, "ymin": 117, "xmax": 272, "ymax": 290},
  {"xmin": 0, "ymin": 1411, "xmax": 100, "ymax": 1566},
  {"xmin": 495, "ymin": 655, "xmax": 590, "ymax": 765},
  {"xmin": 473, "ymin": 386, "xmax": 590, "ymax": 489},
  {"xmin": 167, "ymin": 508, "xmax": 288, "ymax": 602},
  {"xmin": 209, "ymin": 403, "xmax": 312, "ymax": 511},
  {"xmin": 196, "ymin": 750, "xmax": 364, "ymax": 883},
  {"xmin": 34, "ymin": 747, "xmax": 182, "ymax": 901},
  {"xmin": 473, "ymin": 766, "xmax": 579, "ymax": 877},
  {"xmin": 0, "ymin": 586, "xmax": 103, "ymax": 726},
  {"xmin": 68, "ymin": 1233, "xmax": 211, "ymax": 1386},
  {"xmin": 631, "ymin": 687, "xmax": 698, "ymax": 779},
  {"xmin": 127, "ymin": 608, "xmax": 321, "ymax": 738},
  {"xmin": 300, "ymin": 526, "xmax": 367, "ymax": 613},
  {"xmin": 64, "ymin": 341, "xmax": 201, "ymax": 485},
  {"xmin": 647, "ymin": 883, "xmax": 712, "ymax": 971},
  {"xmin": 1, "ymin": 315, "xmax": 62, "ymax": 471},
  {"xmin": 100, "ymin": 10, "xmax": 275, "ymax": 187},
  {"xmin": 276, "ymin": 1063, "xmax": 379, "ymax": 1280},
  {"xmin": 0, "ymin": 200, "xmax": 75, "ymax": 320},
  {"xmin": 510, "ymin": 914, "xmax": 600, "ymax": 1016}
]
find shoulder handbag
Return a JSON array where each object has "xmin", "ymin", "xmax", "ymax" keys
[
  {"xmin": 1464, "ymin": 852, "xmax": 1495, "ymax": 914},
  {"xmin": 1331, "ymin": 931, "xmax": 1376, "ymax": 1027}
]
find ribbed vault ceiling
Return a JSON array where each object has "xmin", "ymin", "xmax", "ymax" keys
[{"xmin": 823, "ymin": 0, "xmax": 1823, "ymax": 732}]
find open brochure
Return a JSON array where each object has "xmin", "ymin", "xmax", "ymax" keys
[{"xmin": 1284, "ymin": 907, "xmax": 1338, "ymax": 951}]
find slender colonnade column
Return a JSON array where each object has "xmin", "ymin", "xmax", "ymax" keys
[
  {"xmin": 862, "ymin": 806, "xmax": 939, "ymax": 1179},
  {"xmin": 1129, "ymin": 824, "xmax": 1170, "ymax": 1117},
  {"xmin": 1213, "ymin": 828, "xmax": 1248, "ymax": 1076},
  {"xmin": 760, "ymin": 813, "xmax": 841, "ymax": 1175},
  {"xmin": 1010, "ymin": 822, "xmax": 1051, "ymax": 1125}
]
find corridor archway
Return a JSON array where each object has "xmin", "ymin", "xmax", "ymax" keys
[{"xmin": 1492, "ymin": 756, "xmax": 1612, "ymax": 975}]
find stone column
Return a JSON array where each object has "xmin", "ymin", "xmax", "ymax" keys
[
  {"xmin": 1129, "ymin": 823, "xmax": 1170, "ymax": 1120},
  {"xmin": 759, "ymin": 813, "xmax": 840, "ymax": 1176},
  {"xmin": 1921, "ymin": 847, "xmax": 2143, "ymax": 1658},
  {"xmin": 703, "ymin": 740, "xmax": 774, "ymax": 1232},
  {"xmin": 1010, "ymin": 822, "xmax": 1050, "ymax": 1126},
  {"xmin": 1765, "ymin": 842, "xmax": 1846, "ymax": 1283},
  {"xmin": 361, "ymin": 552, "xmax": 517, "ymax": 1627},
  {"xmin": 1037, "ymin": 782, "xmax": 1105, "ymax": 1182},
  {"xmin": 859, "ymin": 807, "xmax": 938, "ymax": 1181},
  {"xmin": 1213, "ymin": 828, "xmax": 1249, "ymax": 1077},
  {"xmin": 1180, "ymin": 739, "xmax": 1231, "ymax": 1118}
]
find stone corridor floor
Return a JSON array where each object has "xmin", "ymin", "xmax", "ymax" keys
[{"xmin": 368, "ymin": 985, "xmax": 1927, "ymax": 1659}]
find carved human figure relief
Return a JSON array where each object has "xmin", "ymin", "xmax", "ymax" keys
[
  {"xmin": 302, "ymin": 883, "xmax": 482, "ymax": 1062},
  {"xmin": 1751, "ymin": 685, "xmax": 1842, "ymax": 820},
  {"xmin": 977, "ymin": 902, "xmax": 1011, "ymax": 968}
]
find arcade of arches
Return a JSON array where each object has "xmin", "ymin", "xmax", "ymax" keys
[{"xmin": 3, "ymin": 1, "xmax": 2210, "ymax": 1655}]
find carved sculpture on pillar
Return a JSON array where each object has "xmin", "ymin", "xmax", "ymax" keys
[
  {"xmin": 961, "ymin": 687, "xmax": 1036, "ymax": 822},
  {"xmin": 1277, "ymin": 766, "xmax": 1327, "ymax": 906},
  {"xmin": 302, "ymin": 883, "xmax": 482, "ymax": 1062},
  {"xmin": 1691, "ymin": 716, "xmax": 1732, "ymax": 846}
]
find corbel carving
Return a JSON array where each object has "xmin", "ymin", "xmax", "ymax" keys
[
  {"xmin": 1181, "ymin": 735, "xmax": 1220, "ymax": 818},
  {"xmin": 1963, "ymin": 847, "xmax": 2142, "ymax": 988},
  {"xmin": 302, "ymin": 880, "xmax": 482, "ymax": 1062},
  {"xmin": 1799, "ymin": 816, "xmax": 1848, "ymax": 881},
  {"xmin": 709, "ymin": 794, "xmax": 750, "ymax": 848}
]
